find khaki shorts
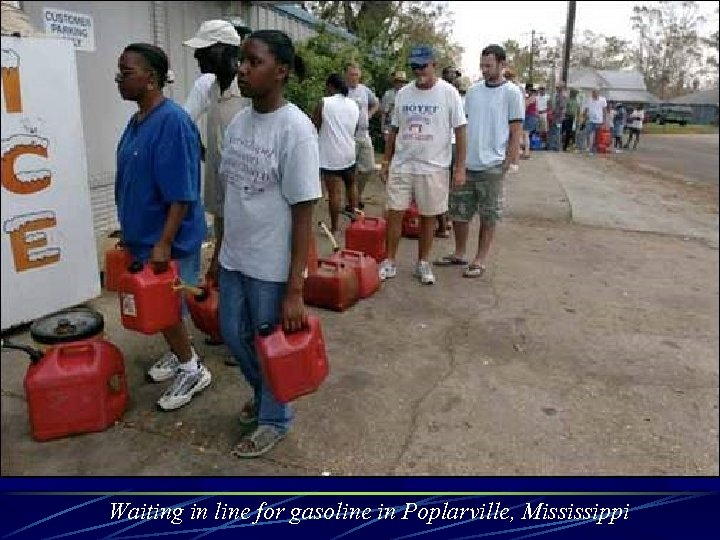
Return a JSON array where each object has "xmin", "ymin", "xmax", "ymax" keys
[
  {"xmin": 355, "ymin": 135, "xmax": 375, "ymax": 173},
  {"xmin": 386, "ymin": 169, "xmax": 449, "ymax": 216},
  {"xmin": 537, "ymin": 113, "xmax": 548, "ymax": 133},
  {"xmin": 449, "ymin": 167, "xmax": 504, "ymax": 224}
]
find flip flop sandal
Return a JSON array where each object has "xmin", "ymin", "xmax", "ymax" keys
[
  {"xmin": 238, "ymin": 399, "xmax": 258, "ymax": 425},
  {"xmin": 434, "ymin": 254, "xmax": 468, "ymax": 266},
  {"xmin": 231, "ymin": 425, "xmax": 285, "ymax": 458},
  {"xmin": 463, "ymin": 264, "xmax": 486, "ymax": 278}
]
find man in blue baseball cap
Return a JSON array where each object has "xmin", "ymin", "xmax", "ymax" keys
[{"xmin": 379, "ymin": 44, "xmax": 467, "ymax": 286}]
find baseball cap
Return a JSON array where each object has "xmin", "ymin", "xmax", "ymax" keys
[
  {"xmin": 409, "ymin": 45, "xmax": 435, "ymax": 65},
  {"xmin": 183, "ymin": 20, "xmax": 241, "ymax": 48}
]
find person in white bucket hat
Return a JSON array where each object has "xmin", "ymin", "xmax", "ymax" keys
[{"xmin": 182, "ymin": 20, "xmax": 250, "ymax": 349}]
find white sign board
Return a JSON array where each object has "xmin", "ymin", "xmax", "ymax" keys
[
  {"xmin": 1, "ymin": 37, "xmax": 100, "ymax": 330},
  {"xmin": 42, "ymin": 8, "xmax": 95, "ymax": 52}
]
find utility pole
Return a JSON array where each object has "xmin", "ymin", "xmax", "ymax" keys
[
  {"xmin": 529, "ymin": 29, "xmax": 536, "ymax": 85},
  {"xmin": 561, "ymin": 0, "xmax": 576, "ymax": 86}
]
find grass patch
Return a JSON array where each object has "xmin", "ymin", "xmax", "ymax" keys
[{"xmin": 643, "ymin": 123, "xmax": 719, "ymax": 135}]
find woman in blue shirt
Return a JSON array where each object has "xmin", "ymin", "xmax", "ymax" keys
[{"xmin": 115, "ymin": 43, "xmax": 210, "ymax": 411}]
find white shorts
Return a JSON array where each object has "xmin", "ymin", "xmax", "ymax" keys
[{"xmin": 386, "ymin": 169, "xmax": 449, "ymax": 216}]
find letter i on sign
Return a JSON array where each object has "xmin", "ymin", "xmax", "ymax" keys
[{"xmin": 1, "ymin": 49, "xmax": 22, "ymax": 113}]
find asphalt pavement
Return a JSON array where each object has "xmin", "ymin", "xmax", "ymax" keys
[{"xmin": 622, "ymin": 134, "xmax": 719, "ymax": 185}]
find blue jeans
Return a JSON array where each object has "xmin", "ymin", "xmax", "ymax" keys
[{"xmin": 218, "ymin": 266, "xmax": 293, "ymax": 433}]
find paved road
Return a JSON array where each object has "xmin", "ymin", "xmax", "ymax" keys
[{"xmin": 624, "ymin": 134, "xmax": 719, "ymax": 185}]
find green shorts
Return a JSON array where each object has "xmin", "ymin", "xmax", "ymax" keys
[{"xmin": 448, "ymin": 167, "xmax": 504, "ymax": 224}]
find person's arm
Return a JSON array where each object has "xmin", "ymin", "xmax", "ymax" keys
[
  {"xmin": 381, "ymin": 128, "xmax": 397, "ymax": 183},
  {"xmin": 367, "ymin": 87, "xmax": 380, "ymax": 119},
  {"xmin": 282, "ymin": 200, "xmax": 314, "ymax": 332},
  {"xmin": 311, "ymin": 100, "xmax": 323, "ymax": 131},
  {"xmin": 506, "ymin": 122, "xmax": 523, "ymax": 167},
  {"xmin": 453, "ymin": 125, "xmax": 467, "ymax": 186},
  {"xmin": 152, "ymin": 203, "xmax": 188, "ymax": 273},
  {"xmin": 183, "ymin": 74, "xmax": 215, "ymax": 123}
]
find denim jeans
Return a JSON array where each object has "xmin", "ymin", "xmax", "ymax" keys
[{"xmin": 218, "ymin": 266, "xmax": 293, "ymax": 433}]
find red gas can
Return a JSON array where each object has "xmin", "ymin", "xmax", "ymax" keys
[
  {"xmin": 20, "ymin": 308, "xmax": 128, "ymax": 441},
  {"xmin": 186, "ymin": 281, "xmax": 221, "ymax": 342},
  {"xmin": 304, "ymin": 259, "xmax": 359, "ymax": 312},
  {"xmin": 118, "ymin": 261, "xmax": 181, "ymax": 335},
  {"xmin": 328, "ymin": 249, "xmax": 380, "ymax": 299},
  {"xmin": 345, "ymin": 216, "xmax": 387, "ymax": 262},
  {"xmin": 402, "ymin": 202, "xmax": 420, "ymax": 238},
  {"xmin": 255, "ymin": 316, "xmax": 329, "ymax": 403},
  {"xmin": 596, "ymin": 126, "xmax": 612, "ymax": 154},
  {"xmin": 103, "ymin": 243, "xmax": 132, "ymax": 292}
]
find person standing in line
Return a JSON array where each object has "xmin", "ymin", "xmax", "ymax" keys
[
  {"xmin": 345, "ymin": 61, "xmax": 379, "ymax": 210},
  {"xmin": 549, "ymin": 84, "xmax": 567, "ymax": 151},
  {"xmin": 435, "ymin": 44, "xmax": 523, "ymax": 278},
  {"xmin": 182, "ymin": 19, "xmax": 250, "ymax": 350},
  {"xmin": 522, "ymin": 84, "xmax": 538, "ymax": 159},
  {"xmin": 183, "ymin": 20, "xmax": 250, "ymax": 244},
  {"xmin": 381, "ymin": 70, "xmax": 408, "ymax": 144},
  {"xmin": 536, "ymin": 86, "xmax": 549, "ymax": 145},
  {"xmin": 562, "ymin": 88, "xmax": 580, "ymax": 151},
  {"xmin": 208, "ymin": 30, "xmax": 321, "ymax": 458},
  {"xmin": 312, "ymin": 73, "xmax": 360, "ymax": 234},
  {"xmin": 612, "ymin": 101, "xmax": 627, "ymax": 153},
  {"xmin": 581, "ymin": 89, "xmax": 607, "ymax": 154},
  {"xmin": 115, "ymin": 43, "xmax": 211, "ymax": 410},
  {"xmin": 378, "ymin": 45, "xmax": 467, "ymax": 285},
  {"xmin": 624, "ymin": 104, "xmax": 644, "ymax": 150}
]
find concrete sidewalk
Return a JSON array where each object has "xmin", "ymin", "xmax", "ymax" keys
[{"xmin": 2, "ymin": 152, "xmax": 718, "ymax": 476}]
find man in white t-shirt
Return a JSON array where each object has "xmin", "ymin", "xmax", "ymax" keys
[
  {"xmin": 345, "ymin": 62, "xmax": 379, "ymax": 209},
  {"xmin": 435, "ymin": 44, "xmax": 523, "ymax": 278},
  {"xmin": 581, "ymin": 89, "xmax": 607, "ymax": 154},
  {"xmin": 183, "ymin": 20, "xmax": 250, "ymax": 241},
  {"xmin": 379, "ymin": 45, "xmax": 467, "ymax": 285},
  {"xmin": 381, "ymin": 70, "xmax": 408, "ymax": 140},
  {"xmin": 624, "ymin": 104, "xmax": 644, "ymax": 150}
]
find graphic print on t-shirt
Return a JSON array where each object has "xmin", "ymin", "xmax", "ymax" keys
[
  {"xmin": 220, "ymin": 135, "xmax": 278, "ymax": 197},
  {"xmin": 400, "ymin": 103, "xmax": 440, "ymax": 143}
]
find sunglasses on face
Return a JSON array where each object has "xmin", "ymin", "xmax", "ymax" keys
[{"xmin": 410, "ymin": 63, "xmax": 428, "ymax": 71}]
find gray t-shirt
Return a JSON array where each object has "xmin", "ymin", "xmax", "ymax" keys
[
  {"xmin": 348, "ymin": 83, "xmax": 378, "ymax": 137},
  {"xmin": 465, "ymin": 80, "xmax": 524, "ymax": 171},
  {"xmin": 219, "ymin": 103, "xmax": 322, "ymax": 282}
]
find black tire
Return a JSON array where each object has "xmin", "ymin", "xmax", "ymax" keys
[{"xmin": 680, "ymin": 121, "xmax": 687, "ymax": 126}]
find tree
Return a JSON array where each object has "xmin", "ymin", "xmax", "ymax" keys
[{"xmin": 631, "ymin": 1, "xmax": 706, "ymax": 99}]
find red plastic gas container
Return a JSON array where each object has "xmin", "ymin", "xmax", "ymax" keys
[
  {"xmin": 402, "ymin": 202, "xmax": 420, "ymax": 238},
  {"xmin": 118, "ymin": 261, "xmax": 181, "ymax": 335},
  {"xmin": 255, "ymin": 316, "xmax": 329, "ymax": 403},
  {"xmin": 304, "ymin": 259, "xmax": 359, "ymax": 312},
  {"xmin": 328, "ymin": 249, "xmax": 380, "ymax": 299},
  {"xmin": 596, "ymin": 126, "xmax": 612, "ymax": 154},
  {"xmin": 345, "ymin": 215, "xmax": 387, "ymax": 262},
  {"xmin": 104, "ymin": 243, "xmax": 132, "ymax": 292},
  {"xmin": 20, "ymin": 308, "xmax": 128, "ymax": 441},
  {"xmin": 186, "ymin": 281, "xmax": 221, "ymax": 342}
]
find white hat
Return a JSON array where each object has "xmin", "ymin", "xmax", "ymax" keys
[{"xmin": 183, "ymin": 20, "xmax": 241, "ymax": 48}]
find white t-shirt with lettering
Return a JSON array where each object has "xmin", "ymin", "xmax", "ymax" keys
[
  {"xmin": 465, "ymin": 80, "xmax": 524, "ymax": 171},
  {"xmin": 390, "ymin": 78, "xmax": 466, "ymax": 174},
  {"xmin": 219, "ymin": 103, "xmax": 322, "ymax": 282}
]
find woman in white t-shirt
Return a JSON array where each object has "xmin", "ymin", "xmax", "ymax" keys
[
  {"xmin": 209, "ymin": 30, "xmax": 322, "ymax": 459},
  {"xmin": 312, "ymin": 73, "xmax": 360, "ymax": 233}
]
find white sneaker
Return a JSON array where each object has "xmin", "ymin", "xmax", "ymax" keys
[
  {"xmin": 147, "ymin": 351, "xmax": 180, "ymax": 383},
  {"xmin": 508, "ymin": 163, "xmax": 519, "ymax": 173},
  {"xmin": 378, "ymin": 259, "xmax": 397, "ymax": 281},
  {"xmin": 414, "ymin": 261, "xmax": 435, "ymax": 285},
  {"xmin": 157, "ymin": 363, "xmax": 212, "ymax": 411}
]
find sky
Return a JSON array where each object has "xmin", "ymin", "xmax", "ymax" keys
[{"xmin": 449, "ymin": 1, "xmax": 719, "ymax": 80}]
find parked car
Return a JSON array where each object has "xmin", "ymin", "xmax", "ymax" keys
[{"xmin": 645, "ymin": 104, "xmax": 693, "ymax": 126}]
